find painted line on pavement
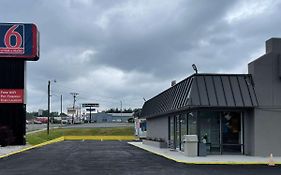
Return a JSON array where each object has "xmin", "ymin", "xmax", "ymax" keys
[{"xmin": 64, "ymin": 135, "xmax": 136, "ymax": 141}]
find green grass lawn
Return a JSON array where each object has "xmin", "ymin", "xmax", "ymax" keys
[{"xmin": 26, "ymin": 127, "xmax": 134, "ymax": 145}]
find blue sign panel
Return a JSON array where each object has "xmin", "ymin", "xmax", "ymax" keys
[{"xmin": 0, "ymin": 23, "xmax": 39, "ymax": 61}]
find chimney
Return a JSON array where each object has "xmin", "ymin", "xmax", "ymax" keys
[
  {"xmin": 171, "ymin": 80, "xmax": 176, "ymax": 87},
  {"xmin": 266, "ymin": 38, "xmax": 281, "ymax": 53}
]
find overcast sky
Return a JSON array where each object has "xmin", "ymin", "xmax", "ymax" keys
[{"xmin": 1, "ymin": 0, "xmax": 281, "ymax": 112}]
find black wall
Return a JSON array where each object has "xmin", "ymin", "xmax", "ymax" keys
[{"xmin": 0, "ymin": 60, "xmax": 26, "ymax": 145}]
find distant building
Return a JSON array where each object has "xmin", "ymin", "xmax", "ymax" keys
[
  {"xmin": 67, "ymin": 107, "xmax": 82, "ymax": 123},
  {"xmin": 90, "ymin": 112, "xmax": 133, "ymax": 123},
  {"xmin": 38, "ymin": 109, "xmax": 44, "ymax": 116},
  {"xmin": 91, "ymin": 112, "xmax": 112, "ymax": 122},
  {"xmin": 109, "ymin": 113, "xmax": 134, "ymax": 122}
]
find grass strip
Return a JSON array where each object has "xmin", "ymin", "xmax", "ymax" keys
[{"xmin": 26, "ymin": 127, "xmax": 134, "ymax": 145}]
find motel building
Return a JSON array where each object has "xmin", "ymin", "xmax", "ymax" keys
[{"xmin": 141, "ymin": 38, "xmax": 281, "ymax": 157}]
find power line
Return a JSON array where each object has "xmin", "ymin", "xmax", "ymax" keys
[{"xmin": 54, "ymin": 83, "xmax": 117, "ymax": 100}]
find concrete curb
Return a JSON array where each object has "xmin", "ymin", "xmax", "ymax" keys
[
  {"xmin": 127, "ymin": 142, "xmax": 281, "ymax": 165},
  {"xmin": 0, "ymin": 136, "xmax": 137, "ymax": 159}
]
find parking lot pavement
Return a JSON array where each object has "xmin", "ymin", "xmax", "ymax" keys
[{"xmin": 0, "ymin": 141, "xmax": 280, "ymax": 175}]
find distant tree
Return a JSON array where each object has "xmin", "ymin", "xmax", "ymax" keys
[
  {"xmin": 105, "ymin": 108, "xmax": 132, "ymax": 113},
  {"xmin": 123, "ymin": 108, "xmax": 133, "ymax": 113},
  {"xmin": 26, "ymin": 111, "xmax": 38, "ymax": 120},
  {"xmin": 115, "ymin": 108, "xmax": 120, "ymax": 113},
  {"xmin": 105, "ymin": 107, "xmax": 140, "ymax": 113},
  {"xmin": 59, "ymin": 113, "xmax": 68, "ymax": 117},
  {"xmin": 50, "ymin": 112, "xmax": 59, "ymax": 117},
  {"xmin": 39, "ymin": 110, "xmax": 48, "ymax": 117},
  {"xmin": 105, "ymin": 108, "xmax": 115, "ymax": 113},
  {"xmin": 133, "ymin": 108, "xmax": 142, "ymax": 118}
]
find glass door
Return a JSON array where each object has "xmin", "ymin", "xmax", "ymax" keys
[
  {"xmin": 221, "ymin": 112, "xmax": 242, "ymax": 154},
  {"xmin": 198, "ymin": 111, "xmax": 220, "ymax": 154},
  {"xmin": 193, "ymin": 111, "xmax": 243, "ymax": 155}
]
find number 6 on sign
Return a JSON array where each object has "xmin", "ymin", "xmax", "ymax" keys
[{"xmin": 4, "ymin": 25, "xmax": 23, "ymax": 48}]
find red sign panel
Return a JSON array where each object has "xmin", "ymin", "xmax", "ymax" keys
[
  {"xmin": 0, "ymin": 23, "xmax": 39, "ymax": 61},
  {"xmin": 0, "ymin": 89, "xmax": 24, "ymax": 103},
  {"xmin": 0, "ymin": 25, "xmax": 24, "ymax": 54}
]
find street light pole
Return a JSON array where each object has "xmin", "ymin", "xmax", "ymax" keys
[
  {"xmin": 120, "ymin": 100, "xmax": 122, "ymax": 113},
  {"xmin": 47, "ymin": 80, "xmax": 50, "ymax": 135},
  {"xmin": 120, "ymin": 100, "xmax": 123, "ymax": 118}
]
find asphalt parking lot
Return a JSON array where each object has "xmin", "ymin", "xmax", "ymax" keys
[{"xmin": 0, "ymin": 141, "xmax": 280, "ymax": 175}]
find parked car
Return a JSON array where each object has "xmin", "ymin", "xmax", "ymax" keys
[
  {"xmin": 34, "ymin": 117, "xmax": 48, "ymax": 124},
  {"xmin": 33, "ymin": 120, "xmax": 42, "ymax": 124}
]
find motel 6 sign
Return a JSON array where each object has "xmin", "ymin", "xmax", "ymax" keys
[
  {"xmin": 0, "ymin": 23, "xmax": 39, "ymax": 104},
  {"xmin": 0, "ymin": 23, "xmax": 39, "ymax": 61}
]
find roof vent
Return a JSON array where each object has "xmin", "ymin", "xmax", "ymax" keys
[{"xmin": 171, "ymin": 80, "xmax": 176, "ymax": 87}]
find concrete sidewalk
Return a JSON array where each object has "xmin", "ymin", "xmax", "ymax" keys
[
  {"xmin": 0, "ymin": 145, "xmax": 30, "ymax": 157},
  {"xmin": 128, "ymin": 142, "xmax": 281, "ymax": 165}
]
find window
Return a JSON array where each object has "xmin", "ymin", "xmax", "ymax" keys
[
  {"xmin": 169, "ymin": 116, "xmax": 175, "ymax": 149},
  {"xmin": 180, "ymin": 113, "xmax": 187, "ymax": 150},
  {"xmin": 188, "ymin": 112, "xmax": 197, "ymax": 135}
]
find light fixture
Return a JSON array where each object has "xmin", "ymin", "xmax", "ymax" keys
[{"xmin": 192, "ymin": 64, "xmax": 198, "ymax": 74}]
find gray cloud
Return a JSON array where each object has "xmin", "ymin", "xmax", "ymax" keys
[{"xmin": 1, "ymin": 0, "xmax": 281, "ymax": 112}]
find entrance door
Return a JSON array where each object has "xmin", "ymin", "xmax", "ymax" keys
[
  {"xmin": 221, "ymin": 112, "xmax": 242, "ymax": 154},
  {"xmin": 198, "ymin": 111, "xmax": 243, "ymax": 155},
  {"xmin": 198, "ymin": 112, "xmax": 220, "ymax": 154}
]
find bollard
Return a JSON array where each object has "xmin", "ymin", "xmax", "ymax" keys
[{"xmin": 268, "ymin": 153, "xmax": 275, "ymax": 166}]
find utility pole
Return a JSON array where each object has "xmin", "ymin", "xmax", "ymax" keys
[
  {"xmin": 70, "ymin": 92, "xmax": 79, "ymax": 124},
  {"xmin": 89, "ymin": 106, "xmax": 92, "ymax": 123},
  {"xmin": 60, "ymin": 95, "xmax": 63, "ymax": 115},
  {"xmin": 47, "ymin": 80, "xmax": 56, "ymax": 134},
  {"xmin": 120, "ymin": 100, "xmax": 122, "ymax": 117},
  {"xmin": 47, "ymin": 80, "xmax": 50, "ymax": 135}
]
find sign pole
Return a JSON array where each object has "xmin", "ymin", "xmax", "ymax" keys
[
  {"xmin": 47, "ymin": 80, "xmax": 50, "ymax": 135},
  {"xmin": 0, "ymin": 23, "xmax": 39, "ymax": 145}
]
